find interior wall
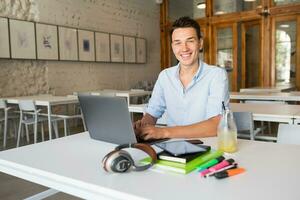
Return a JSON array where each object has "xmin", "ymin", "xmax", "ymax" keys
[{"xmin": 0, "ymin": 0, "xmax": 161, "ymax": 97}]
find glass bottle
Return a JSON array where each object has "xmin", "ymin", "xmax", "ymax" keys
[{"xmin": 217, "ymin": 108, "xmax": 237, "ymax": 153}]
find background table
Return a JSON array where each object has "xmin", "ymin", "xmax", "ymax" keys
[
  {"xmin": 230, "ymin": 92, "xmax": 300, "ymax": 102},
  {"xmin": 5, "ymin": 95, "xmax": 78, "ymax": 139},
  {"xmin": 74, "ymin": 89, "xmax": 152, "ymax": 106},
  {"xmin": 129, "ymin": 103, "xmax": 300, "ymax": 124}
]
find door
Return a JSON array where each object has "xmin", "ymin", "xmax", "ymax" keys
[{"xmin": 241, "ymin": 20, "xmax": 262, "ymax": 88}]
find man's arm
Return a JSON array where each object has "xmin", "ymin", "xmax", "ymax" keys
[{"xmin": 138, "ymin": 115, "xmax": 221, "ymax": 140}]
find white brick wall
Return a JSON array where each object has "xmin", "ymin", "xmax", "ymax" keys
[{"xmin": 0, "ymin": 0, "xmax": 161, "ymax": 96}]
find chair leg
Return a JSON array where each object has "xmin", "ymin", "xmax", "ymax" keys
[
  {"xmin": 64, "ymin": 119, "xmax": 67, "ymax": 137},
  {"xmin": 25, "ymin": 124, "xmax": 30, "ymax": 143},
  {"xmin": 41, "ymin": 123, "xmax": 45, "ymax": 142},
  {"xmin": 17, "ymin": 121, "xmax": 22, "ymax": 148},
  {"xmin": 52, "ymin": 121, "xmax": 59, "ymax": 139},
  {"xmin": 34, "ymin": 121, "xmax": 38, "ymax": 144},
  {"xmin": 261, "ymin": 121, "xmax": 264, "ymax": 135},
  {"xmin": 3, "ymin": 117, "xmax": 8, "ymax": 148},
  {"xmin": 82, "ymin": 115, "xmax": 87, "ymax": 131}
]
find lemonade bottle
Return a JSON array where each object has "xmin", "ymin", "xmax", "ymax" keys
[{"xmin": 217, "ymin": 106, "xmax": 237, "ymax": 153}]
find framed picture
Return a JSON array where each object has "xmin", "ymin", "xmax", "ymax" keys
[
  {"xmin": 9, "ymin": 19, "xmax": 36, "ymax": 59},
  {"xmin": 124, "ymin": 36, "xmax": 136, "ymax": 63},
  {"xmin": 0, "ymin": 17, "xmax": 10, "ymax": 58},
  {"xmin": 136, "ymin": 38, "xmax": 146, "ymax": 63},
  {"xmin": 58, "ymin": 26, "xmax": 78, "ymax": 61},
  {"xmin": 110, "ymin": 34, "xmax": 124, "ymax": 62},
  {"xmin": 36, "ymin": 23, "xmax": 58, "ymax": 60},
  {"xmin": 78, "ymin": 29, "xmax": 95, "ymax": 61},
  {"xmin": 95, "ymin": 32, "xmax": 110, "ymax": 62}
]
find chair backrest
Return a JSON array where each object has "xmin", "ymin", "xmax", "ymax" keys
[
  {"xmin": 0, "ymin": 99, "xmax": 7, "ymax": 109},
  {"xmin": 18, "ymin": 100, "xmax": 36, "ymax": 111},
  {"xmin": 277, "ymin": 124, "xmax": 300, "ymax": 145},
  {"xmin": 233, "ymin": 112, "xmax": 254, "ymax": 131},
  {"xmin": 233, "ymin": 112, "xmax": 254, "ymax": 140}
]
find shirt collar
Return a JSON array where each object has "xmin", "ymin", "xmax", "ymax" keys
[{"xmin": 175, "ymin": 59, "xmax": 204, "ymax": 81}]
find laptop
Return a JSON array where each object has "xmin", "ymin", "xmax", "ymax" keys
[{"xmin": 78, "ymin": 95, "xmax": 165, "ymax": 144}]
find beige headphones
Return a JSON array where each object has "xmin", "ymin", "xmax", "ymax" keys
[{"xmin": 102, "ymin": 143, "xmax": 157, "ymax": 173}]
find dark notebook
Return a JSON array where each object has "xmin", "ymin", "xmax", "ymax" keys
[{"xmin": 158, "ymin": 145, "xmax": 211, "ymax": 164}]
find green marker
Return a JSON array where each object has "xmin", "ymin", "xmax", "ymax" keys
[{"xmin": 197, "ymin": 156, "xmax": 225, "ymax": 172}]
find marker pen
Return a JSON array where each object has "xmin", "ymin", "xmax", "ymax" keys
[
  {"xmin": 208, "ymin": 158, "xmax": 235, "ymax": 172},
  {"xmin": 214, "ymin": 168, "xmax": 245, "ymax": 179},
  {"xmin": 204, "ymin": 163, "xmax": 238, "ymax": 178},
  {"xmin": 197, "ymin": 156, "xmax": 225, "ymax": 172}
]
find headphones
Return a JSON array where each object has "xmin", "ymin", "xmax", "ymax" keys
[{"xmin": 102, "ymin": 143, "xmax": 157, "ymax": 173}]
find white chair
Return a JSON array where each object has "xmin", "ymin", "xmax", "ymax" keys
[
  {"xmin": 0, "ymin": 99, "xmax": 19, "ymax": 148},
  {"xmin": 277, "ymin": 124, "xmax": 300, "ymax": 145},
  {"xmin": 245, "ymin": 100, "xmax": 286, "ymax": 135},
  {"xmin": 233, "ymin": 112, "xmax": 256, "ymax": 140},
  {"xmin": 17, "ymin": 100, "xmax": 61, "ymax": 147}
]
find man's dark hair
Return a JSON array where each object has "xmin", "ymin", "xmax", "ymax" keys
[{"xmin": 170, "ymin": 16, "xmax": 201, "ymax": 40}]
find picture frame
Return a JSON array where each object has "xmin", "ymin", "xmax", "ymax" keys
[
  {"xmin": 110, "ymin": 34, "xmax": 124, "ymax": 63},
  {"xmin": 78, "ymin": 29, "xmax": 95, "ymax": 61},
  {"xmin": 0, "ymin": 17, "xmax": 10, "ymax": 58},
  {"xmin": 124, "ymin": 36, "xmax": 136, "ymax": 63},
  {"xmin": 58, "ymin": 26, "xmax": 78, "ymax": 61},
  {"xmin": 9, "ymin": 19, "xmax": 36, "ymax": 59},
  {"xmin": 136, "ymin": 38, "xmax": 146, "ymax": 63},
  {"xmin": 36, "ymin": 23, "xmax": 58, "ymax": 60},
  {"xmin": 95, "ymin": 32, "xmax": 110, "ymax": 62}
]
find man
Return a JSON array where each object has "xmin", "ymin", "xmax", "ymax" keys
[{"xmin": 134, "ymin": 16, "xmax": 229, "ymax": 140}]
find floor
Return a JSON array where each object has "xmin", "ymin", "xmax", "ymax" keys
[{"xmin": 0, "ymin": 122, "xmax": 83, "ymax": 200}]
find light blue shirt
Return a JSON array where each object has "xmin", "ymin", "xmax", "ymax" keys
[{"xmin": 146, "ymin": 60, "xmax": 229, "ymax": 126}]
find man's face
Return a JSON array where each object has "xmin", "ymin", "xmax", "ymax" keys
[{"xmin": 171, "ymin": 27, "xmax": 203, "ymax": 68}]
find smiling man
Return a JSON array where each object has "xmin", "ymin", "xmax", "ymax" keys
[{"xmin": 134, "ymin": 16, "xmax": 229, "ymax": 140}]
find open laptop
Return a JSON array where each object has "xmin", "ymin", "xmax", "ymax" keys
[{"xmin": 78, "ymin": 95, "xmax": 165, "ymax": 144}]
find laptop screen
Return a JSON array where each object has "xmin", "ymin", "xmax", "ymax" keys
[{"xmin": 78, "ymin": 95, "xmax": 138, "ymax": 144}]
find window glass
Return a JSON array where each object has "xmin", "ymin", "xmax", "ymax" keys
[
  {"xmin": 275, "ymin": 21, "xmax": 297, "ymax": 85},
  {"xmin": 214, "ymin": 0, "xmax": 261, "ymax": 15},
  {"xmin": 169, "ymin": 0, "xmax": 206, "ymax": 20},
  {"xmin": 273, "ymin": 0, "xmax": 300, "ymax": 6},
  {"xmin": 216, "ymin": 27, "xmax": 233, "ymax": 90}
]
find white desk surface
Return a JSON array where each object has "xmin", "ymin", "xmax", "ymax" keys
[
  {"xmin": 0, "ymin": 132, "xmax": 299, "ymax": 200},
  {"xmin": 230, "ymin": 92, "xmax": 300, "ymax": 101},
  {"xmin": 5, "ymin": 95, "xmax": 78, "ymax": 106}
]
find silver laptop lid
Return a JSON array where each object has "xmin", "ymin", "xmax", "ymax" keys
[{"xmin": 78, "ymin": 95, "xmax": 137, "ymax": 144}]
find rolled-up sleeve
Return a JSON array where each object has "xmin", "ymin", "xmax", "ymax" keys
[
  {"xmin": 146, "ymin": 72, "xmax": 167, "ymax": 119},
  {"xmin": 206, "ymin": 68, "xmax": 229, "ymax": 119}
]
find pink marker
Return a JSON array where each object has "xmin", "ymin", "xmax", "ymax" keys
[
  {"xmin": 199, "ymin": 169, "xmax": 210, "ymax": 177},
  {"xmin": 208, "ymin": 159, "xmax": 235, "ymax": 172}
]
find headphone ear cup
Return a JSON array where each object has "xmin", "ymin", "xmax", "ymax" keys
[{"xmin": 102, "ymin": 150, "xmax": 134, "ymax": 173}]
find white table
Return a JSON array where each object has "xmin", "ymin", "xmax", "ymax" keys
[
  {"xmin": 75, "ymin": 89, "xmax": 152, "ymax": 106},
  {"xmin": 0, "ymin": 132, "xmax": 300, "ymax": 200},
  {"xmin": 5, "ymin": 95, "xmax": 78, "ymax": 140},
  {"xmin": 230, "ymin": 92, "xmax": 300, "ymax": 102},
  {"xmin": 239, "ymin": 85, "xmax": 295, "ymax": 93},
  {"xmin": 129, "ymin": 103, "xmax": 300, "ymax": 124}
]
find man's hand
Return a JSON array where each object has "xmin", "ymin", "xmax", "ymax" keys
[
  {"xmin": 139, "ymin": 125, "xmax": 169, "ymax": 140},
  {"xmin": 133, "ymin": 113, "xmax": 157, "ymax": 138}
]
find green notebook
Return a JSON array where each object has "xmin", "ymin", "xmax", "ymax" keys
[{"xmin": 141, "ymin": 150, "xmax": 223, "ymax": 174}]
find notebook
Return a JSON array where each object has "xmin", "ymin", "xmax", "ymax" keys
[{"xmin": 78, "ymin": 95, "xmax": 165, "ymax": 144}]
